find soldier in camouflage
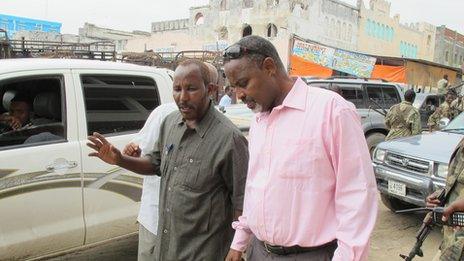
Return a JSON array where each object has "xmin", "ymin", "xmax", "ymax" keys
[
  {"xmin": 385, "ymin": 89, "xmax": 421, "ymax": 141},
  {"xmin": 427, "ymin": 138, "xmax": 464, "ymax": 261},
  {"xmin": 428, "ymin": 91, "xmax": 457, "ymax": 132},
  {"xmin": 451, "ymin": 94, "xmax": 464, "ymax": 119}
]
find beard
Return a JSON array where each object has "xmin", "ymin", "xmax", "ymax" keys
[{"xmin": 251, "ymin": 103, "xmax": 263, "ymax": 113}]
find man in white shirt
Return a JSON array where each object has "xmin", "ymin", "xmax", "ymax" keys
[
  {"xmin": 437, "ymin": 74, "xmax": 449, "ymax": 94},
  {"xmin": 124, "ymin": 103, "xmax": 177, "ymax": 261},
  {"xmin": 219, "ymin": 86, "xmax": 233, "ymax": 109}
]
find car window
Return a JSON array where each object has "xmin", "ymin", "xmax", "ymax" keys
[
  {"xmin": 81, "ymin": 74, "xmax": 160, "ymax": 136},
  {"xmin": 0, "ymin": 76, "xmax": 66, "ymax": 149},
  {"xmin": 382, "ymin": 85, "xmax": 401, "ymax": 108},
  {"xmin": 335, "ymin": 83, "xmax": 365, "ymax": 109},
  {"xmin": 366, "ymin": 85, "xmax": 384, "ymax": 108},
  {"xmin": 422, "ymin": 96, "xmax": 439, "ymax": 110},
  {"xmin": 366, "ymin": 84, "xmax": 400, "ymax": 109}
]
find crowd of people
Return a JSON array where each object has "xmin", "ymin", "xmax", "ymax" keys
[{"xmin": 85, "ymin": 35, "xmax": 464, "ymax": 261}]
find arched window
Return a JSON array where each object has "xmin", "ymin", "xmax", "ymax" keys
[
  {"xmin": 243, "ymin": 24, "xmax": 252, "ymax": 37},
  {"xmin": 325, "ymin": 17, "xmax": 329, "ymax": 36},
  {"xmin": 342, "ymin": 22, "xmax": 347, "ymax": 41},
  {"xmin": 330, "ymin": 18, "xmax": 335, "ymax": 38},
  {"xmin": 336, "ymin": 21, "xmax": 341, "ymax": 39},
  {"xmin": 194, "ymin": 13, "xmax": 205, "ymax": 26},
  {"xmin": 267, "ymin": 23, "xmax": 278, "ymax": 37},
  {"xmin": 445, "ymin": 51, "xmax": 449, "ymax": 62},
  {"xmin": 427, "ymin": 35, "xmax": 431, "ymax": 46},
  {"xmin": 218, "ymin": 27, "xmax": 228, "ymax": 40},
  {"xmin": 243, "ymin": 0, "xmax": 253, "ymax": 8},
  {"xmin": 348, "ymin": 24, "xmax": 352, "ymax": 41},
  {"xmin": 376, "ymin": 22, "xmax": 381, "ymax": 38},
  {"xmin": 220, "ymin": 0, "xmax": 228, "ymax": 11}
]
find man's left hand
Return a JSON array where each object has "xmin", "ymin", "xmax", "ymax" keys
[{"xmin": 225, "ymin": 249, "xmax": 242, "ymax": 261}]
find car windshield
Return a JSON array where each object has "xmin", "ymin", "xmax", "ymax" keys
[
  {"xmin": 442, "ymin": 112, "xmax": 464, "ymax": 133},
  {"xmin": 412, "ymin": 94, "xmax": 427, "ymax": 109}
]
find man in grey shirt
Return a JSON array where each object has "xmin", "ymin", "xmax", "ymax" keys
[{"xmin": 87, "ymin": 59, "xmax": 248, "ymax": 260}]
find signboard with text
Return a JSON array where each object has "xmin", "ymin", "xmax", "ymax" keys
[{"xmin": 292, "ymin": 39, "xmax": 376, "ymax": 78}]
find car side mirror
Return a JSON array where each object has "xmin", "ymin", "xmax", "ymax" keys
[{"xmin": 439, "ymin": 118, "xmax": 450, "ymax": 129}]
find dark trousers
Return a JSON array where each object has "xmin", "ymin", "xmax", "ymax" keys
[{"xmin": 246, "ymin": 237, "xmax": 337, "ymax": 261}]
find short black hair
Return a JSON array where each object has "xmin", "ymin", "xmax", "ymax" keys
[
  {"xmin": 224, "ymin": 86, "xmax": 231, "ymax": 92},
  {"xmin": 177, "ymin": 59, "xmax": 211, "ymax": 87},
  {"xmin": 446, "ymin": 89, "xmax": 457, "ymax": 97},
  {"xmin": 230, "ymin": 35, "xmax": 285, "ymax": 71},
  {"xmin": 404, "ymin": 89, "xmax": 416, "ymax": 102}
]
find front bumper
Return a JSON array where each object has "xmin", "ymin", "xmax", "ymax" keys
[{"xmin": 373, "ymin": 162, "xmax": 445, "ymax": 206}]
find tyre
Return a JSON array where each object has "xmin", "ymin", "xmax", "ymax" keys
[
  {"xmin": 380, "ymin": 193, "xmax": 414, "ymax": 212},
  {"xmin": 366, "ymin": 132, "xmax": 386, "ymax": 157}
]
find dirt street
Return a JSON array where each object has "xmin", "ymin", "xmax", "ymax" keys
[
  {"xmin": 47, "ymin": 196, "xmax": 442, "ymax": 261},
  {"xmin": 370, "ymin": 195, "xmax": 442, "ymax": 260}
]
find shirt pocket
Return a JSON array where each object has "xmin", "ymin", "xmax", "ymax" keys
[
  {"xmin": 181, "ymin": 157, "xmax": 209, "ymax": 191},
  {"xmin": 278, "ymin": 138, "xmax": 324, "ymax": 179}
]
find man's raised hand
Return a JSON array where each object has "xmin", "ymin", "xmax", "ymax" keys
[{"xmin": 87, "ymin": 132, "xmax": 122, "ymax": 165}]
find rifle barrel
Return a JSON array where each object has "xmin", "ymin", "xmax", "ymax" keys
[{"xmin": 395, "ymin": 207, "xmax": 431, "ymax": 214}]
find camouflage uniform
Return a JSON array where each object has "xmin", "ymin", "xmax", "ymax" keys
[
  {"xmin": 451, "ymin": 97, "xmax": 464, "ymax": 119},
  {"xmin": 439, "ymin": 138, "xmax": 464, "ymax": 261},
  {"xmin": 428, "ymin": 102, "xmax": 453, "ymax": 131},
  {"xmin": 385, "ymin": 101, "xmax": 421, "ymax": 141}
]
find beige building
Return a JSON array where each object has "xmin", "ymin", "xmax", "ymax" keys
[
  {"xmin": 125, "ymin": 0, "xmax": 361, "ymax": 67},
  {"xmin": 356, "ymin": 0, "xmax": 436, "ymax": 61}
]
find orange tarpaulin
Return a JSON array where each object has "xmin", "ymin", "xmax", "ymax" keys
[
  {"xmin": 371, "ymin": 65, "xmax": 407, "ymax": 83},
  {"xmin": 289, "ymin": 55, "xmax": 333, "ymax": 77}
]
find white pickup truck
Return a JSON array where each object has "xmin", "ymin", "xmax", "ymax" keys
[{"xmin": 0, "ymin": 59, "xmax": 175, "ymax": 260}]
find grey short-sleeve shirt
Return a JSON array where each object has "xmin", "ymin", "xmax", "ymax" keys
[{"xmin": 150, "ymin": 103, "xmax": 248, "ymax": 261}]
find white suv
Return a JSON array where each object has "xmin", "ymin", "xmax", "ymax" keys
[{"xmin": 0, "ymin": 59, "xmax": 174, "ymax": 260}]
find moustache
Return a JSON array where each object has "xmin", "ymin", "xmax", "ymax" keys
[{"xmin": 177, "ymin": 102, "xmax": 195, "ymax": 110}]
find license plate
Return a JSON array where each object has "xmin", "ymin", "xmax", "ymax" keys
[{"xmin": 388, "ymin": 180, "xmax": 406, "ymax": 197}]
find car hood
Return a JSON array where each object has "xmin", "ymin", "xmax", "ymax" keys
[{"xmin": 377, "ymin": 131, "xmax": 463, "ymax": 163}]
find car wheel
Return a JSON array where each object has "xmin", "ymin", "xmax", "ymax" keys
[
  {"xmin": 366, "ymin": 132, "xmax": 386, "ymax": 157},
  {"xmin": 380, "ymin": 194, "xmax": 414, "ymax": 212}
]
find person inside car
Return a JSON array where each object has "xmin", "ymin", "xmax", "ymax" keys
[{"xmin": 0, "ymin": 94, "xmax": 32, "ymax": 133}]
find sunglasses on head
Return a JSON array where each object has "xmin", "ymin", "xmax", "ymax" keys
[{"xmin": 223, "ymin": 44, "xmax": 268, "ymax": 60}]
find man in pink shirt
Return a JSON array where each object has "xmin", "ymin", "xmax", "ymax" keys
[{"xmin": 223, "ymin": 36, "xmax": 378, "ymax": 261}]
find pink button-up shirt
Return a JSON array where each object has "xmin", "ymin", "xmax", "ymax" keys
[{"xmin": 231, "ymin": 78, "xmax": 378, "ymax": 260}]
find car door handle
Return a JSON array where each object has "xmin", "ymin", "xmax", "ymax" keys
[{"xmin": 46, "ymin": 159, "xmax": 78, "ymax": 172}]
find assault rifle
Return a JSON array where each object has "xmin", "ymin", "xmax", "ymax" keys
[{"xmin": 395, "ymin": 189, "xmax": 446, "ymax": 260}]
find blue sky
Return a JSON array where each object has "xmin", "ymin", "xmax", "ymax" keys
[{"xmin": 0, "ymin": 0, "xmax": 461, "ymax": 34}]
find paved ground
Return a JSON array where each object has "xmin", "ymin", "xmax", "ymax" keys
[{"xmin": 46, "ymin": 196, "xmax": 442, "ymax": 261}]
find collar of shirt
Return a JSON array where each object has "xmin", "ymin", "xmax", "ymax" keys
[
  {"xmin": 255, "ymin": 77, "xmax": 308, "ymax": 123},
  {"xmin": 176, "ymin": 101, "xmax": 216, "ymax": 138}
]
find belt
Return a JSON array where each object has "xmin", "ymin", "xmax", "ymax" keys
[{"xmin": 260, "ymin": 239, "xmax": 337, "ymax": 256}]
